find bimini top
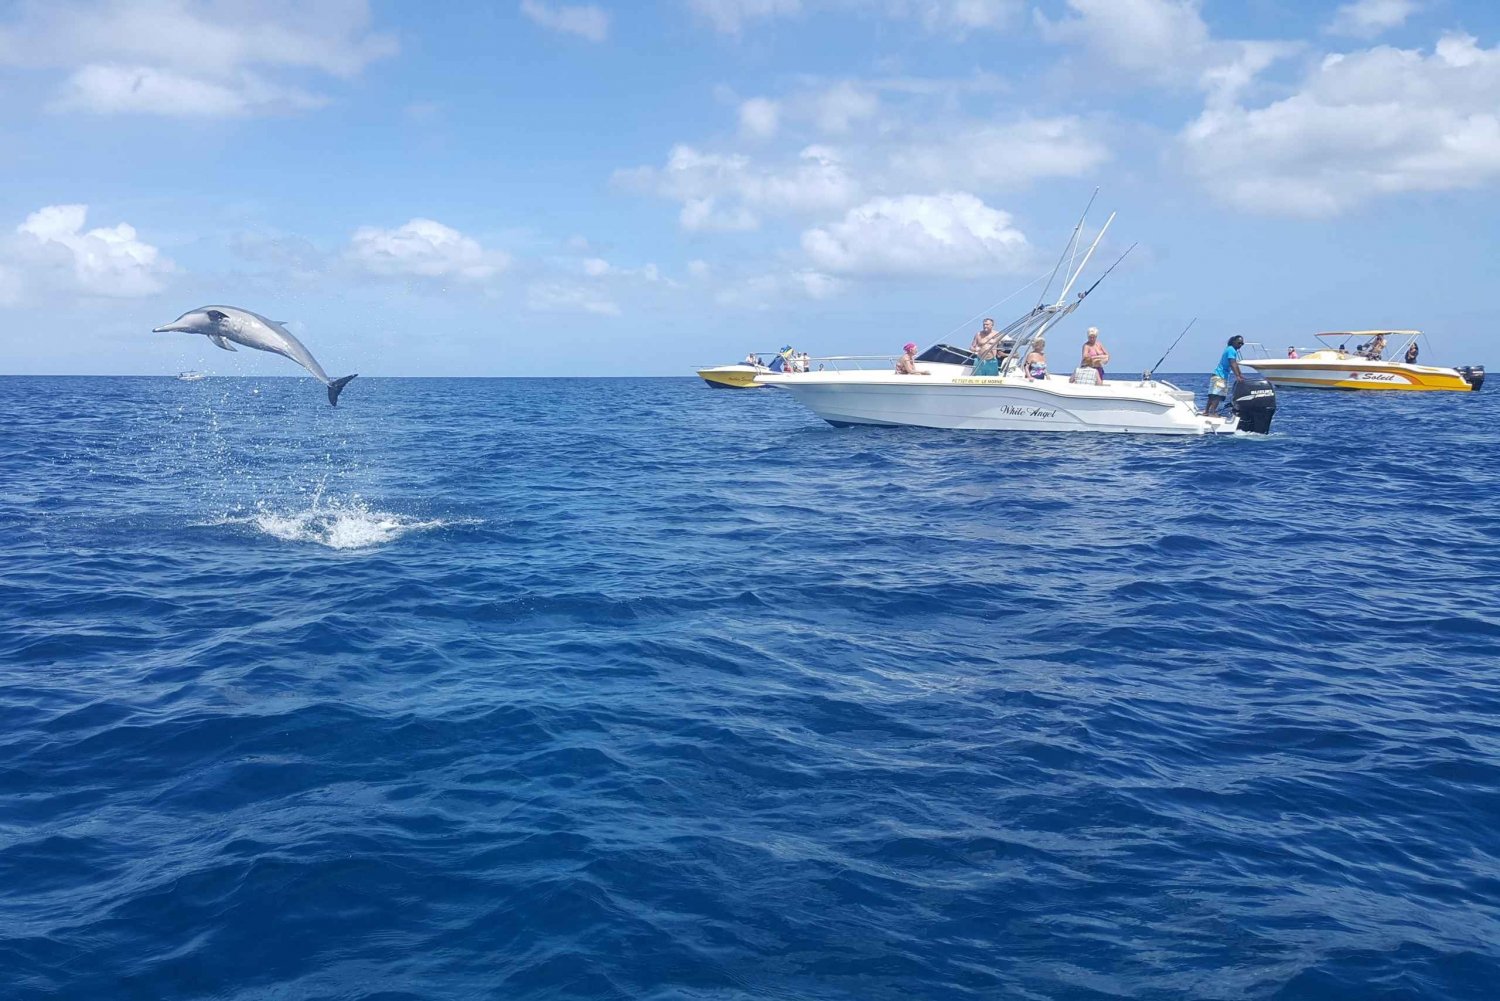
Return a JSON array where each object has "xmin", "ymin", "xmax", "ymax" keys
[{"xmin": 1316, "ymin": 330, "xmax": 1419, "ymax": 339}]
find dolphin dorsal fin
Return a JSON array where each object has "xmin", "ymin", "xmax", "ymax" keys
[{"xmin": 209, "ymin": 334, "xmax": 238, "ymax": 352}]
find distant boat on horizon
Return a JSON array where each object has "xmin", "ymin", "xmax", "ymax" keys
[{"xmin": 176, "ymin": 371, "xmax": 208, "ymax": 382}]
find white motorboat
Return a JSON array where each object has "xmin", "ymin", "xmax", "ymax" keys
[
  {"xmin": 176, "ymin": 371, "xmax": 207, "ymax": 382},
  {"xmin": 697, "ymin": 347, "xmax": 804, "ymax": 389},
  {"xmin": 758, "ymin": 207, "xmax": 1274, "ymax": 436}
]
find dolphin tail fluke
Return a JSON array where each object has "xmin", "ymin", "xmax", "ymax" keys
[{"xmin": 328, "ymin": 374, "xmax": 357, "ymax": 406}]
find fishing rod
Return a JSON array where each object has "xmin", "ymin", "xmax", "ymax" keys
[
  {"xmin": 1145, "ymin": 317, "xmax": 1196, "ymax": 379},
  {"xmin": 1077, "ymin": 241, "xmax": 1137, "ymax": 301}
]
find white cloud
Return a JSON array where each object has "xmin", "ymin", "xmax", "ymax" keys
[
  {"xmin": 739, "ymin": 97, "xmax": 780, "ymax": 140},
  {"xmin": 582, "ymin": 257, "xmax": 611, "ymax": 276},
  {"xmin": 885, "ymin": 117, "xmax": 1110, "ymax": 189},
  {"xmin": 688, "ymin": 0, "xmax": 1019, "ymax": 36},
  {"xmin": 519, "ymin": 0, "xmax": 610, "ymax": 43},
  {"xmin": 714, "ymin": 268, "xmax": 844, "ymax": 307},
  {"xmin": 1181, "ymin": 33, "xmax": 1500, "ymax": 216},
  {"xmin": 1036, "ymin": 0, "xmax": 1297, "ymax": 102},
  {"xmin": 0, "ymin": 0, "xmax": 396, "ymax": 117},
  {"xmin": 348, "ymin": 219, "xmax": 510, "ymax": 281},
  {"xmin": 526, "ymin": 281, "xmax": 620, "ymax": 315},
  {"xmin": 52, "ymin": 64, "xmax": 324, "ymax": 116},
  {"xmin": 885, "ymin": 0, "xmax": 1020, "ymax": 33},
  {"xmin": 808, "ymin": 81, "xmax": 879, "ymax": 134},
  {"xmin": 12, "ymin": 203, "xmax": 174, "ymax": 297},
  {"xmin": 687, "ymin": 0, "xmax": 802, "ymax": 35},
  {"xmin": 801, "ymin": 192, "xmax": 1028, "ymax": 277},
  {"xmin": 1326, "ymin": 0, "xmax": 1418, "ymax": 40},
  {"xmin": 617, "ymin": 143, "xmax": 861, "ymax": 230}
]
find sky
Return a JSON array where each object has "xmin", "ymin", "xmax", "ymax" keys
[{"xmin": 2, "ymin": 0, "xmax": 1499, "ymax": 377}]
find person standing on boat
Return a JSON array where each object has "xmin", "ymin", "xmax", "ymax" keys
[
  {"xmin": 1024, "ymin": 338, "xmax": 1048, "ymax": 380},
  {"xmin": 1287, "ymin": 346, "xmax": 1299, "ymax": 359},
  {"xmin": 969, "ymin": 318, "xmax": 1002, "ymax": 376},
  {"xmin": 1081, "ymin": 327, "xmax": 1110, "ymax": 384},
  {"xmin": 1204, "ymin": 335, "xmax": 1245, "ymax": 416},
  {"xmin": 1406, "ymin": 342, "xmax": 1420, "ymax": 364},
  {"xmin": 895, "ymin": 342, "xmax": 930, "ymax": 375}
]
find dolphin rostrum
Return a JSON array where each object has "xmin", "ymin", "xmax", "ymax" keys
[{"xmin": 153, "ymin": 305, "xmax": 357, "ymax": 406}]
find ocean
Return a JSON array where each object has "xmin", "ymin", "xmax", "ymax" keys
[{"xmin": 2, "ymin": 375, "xmax": 1498, "ymax": 1000}]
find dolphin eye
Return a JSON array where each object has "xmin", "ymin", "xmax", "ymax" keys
[{"xmin": 206, "ymin": 309, "xmax": 228, "ymax": 322}]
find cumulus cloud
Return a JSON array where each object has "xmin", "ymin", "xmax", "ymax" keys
[
  {"xmin": 1326, "ymin": 0, "xmax": 1419, "ymax": 40},
  {"xmin": 1036, "ymin": 0, "xmax": 1298, "ymax": 102},
  {"xmin": 801, "ymin": 192, "xmax": 1028, "ymax": 277},
  {"xmin": 348, "ymin": 219, "xmax": 510, "ymax": 281},
  {"xmin": 616, "ymin": 143, "xmax": 861, "ymax": 230},
  {"xmin": 688, "ymin": 0, "xmax": 1019, "ymax": 36},
  {"xmin": 714, "ymin": 268, "xmax": 844, "ymax": 307},
  {"xmin": 1181, "ymin": 33, "xmax": 1500, "ymax": 216},
  {"xmin": 519, "ymin": 0, "xmax": 610, "ymax": 43},
  {"xmin": 739, "ymin": 97, "xmax": 780, "ymax": 140},
  {"xmin": 885, "ymin": 117, "xmax": 1110, "ymax": 190},
  {"xmin": 0, "ymin": 0, "xmax": 396, "ymax": 117},
  {"xmin": 12, "ymin": 203, "xmax": 174, "ymax": 297}
]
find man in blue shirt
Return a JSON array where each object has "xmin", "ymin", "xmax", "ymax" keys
[{"xmin": 1204, "ymin": 334, "xmax": 1245, "ymax": 416}]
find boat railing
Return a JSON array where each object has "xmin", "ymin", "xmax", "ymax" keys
[{"xmin": 804, "ymin": 354, "xmax": 900, "ymax": 373}]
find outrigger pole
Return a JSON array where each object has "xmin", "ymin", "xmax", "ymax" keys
[{"xmin": 1037, "ymin": 188, "xmax": 1098, "ymax": 308}]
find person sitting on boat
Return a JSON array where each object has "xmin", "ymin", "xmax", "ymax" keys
[
  {"xmin": 1080, "ymin": 327, "xmax": 1109, "ymax": 384},
  {"xmin": 969, "ymin": 318, "xmax": 1002, "ymax": 376},
  {"xmin": 1357, "ymin": 333, "xmax": 1386, "ymax": 360},
  {"xmin": 744, "ymin": 352, "xmax": 760, "ymax": 367},
  {"xmin": 1287, "ymin": 346, "xmax": 1299, "ymax": 359},
  {"xmin": 1405, "ymin": 342, "xmax": 1420, "ymax": 364},
  {"xmin": 1024, "ymin": 338, "xmax": 1048, "ymax": 380},
  {"xmin": 895, "ymin": 342, "xmax": 930, "ymax": 375},
  {"xmin": 1204, "ymin": 335, "xmax": 1245, "ymax": 417}
]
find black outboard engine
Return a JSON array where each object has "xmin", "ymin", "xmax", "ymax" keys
[
  {"xmin": 1457, "ymin": 365, "xmax": 1485, "ymax": 391},
  {"xmin": 1230, "ymin": 377, "xmax": 1277, "ymax": 434}
]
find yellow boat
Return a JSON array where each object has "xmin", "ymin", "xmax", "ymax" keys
[
  {"xmin": 1243, "ymin": 331, "xmax": 1484, "ymax": 392},
  {"xmin": 696, "ymin": 363, "xmax": 766, "ymax": 389},
  {"xmin": 697, "ymin": 347, "xmax": 803, "ymax": 389}
]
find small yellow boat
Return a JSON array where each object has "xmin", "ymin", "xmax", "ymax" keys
[
  {"xmin": 1243, "ymin": 331, "xmax": 1484, "ymax": 392},
  {"xmin": 697, "ymin": 363, "xmax": 766, "ymax": 389},
  {"xmin": 697, "ymin": 348, "xmax": 803, "ymax": 389}
]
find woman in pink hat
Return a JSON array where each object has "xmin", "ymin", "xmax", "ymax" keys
[{"xmin": 895, "ymin": 342, "xmax": 930, "ymax": 375}]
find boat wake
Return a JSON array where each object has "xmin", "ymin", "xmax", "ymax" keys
[{"xmin": 200, "ymin": 498, "xmax": 467, "ymax": 550}]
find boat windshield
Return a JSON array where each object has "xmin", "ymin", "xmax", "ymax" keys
[{"xmin": 916, "ymin": 344, "xmax": 975, "ymax": 365}]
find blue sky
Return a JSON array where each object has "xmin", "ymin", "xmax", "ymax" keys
[{"xmin": 2, "ymin": 0, "xmax": 1499, "ymax": 376}]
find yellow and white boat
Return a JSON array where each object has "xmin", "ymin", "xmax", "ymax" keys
[
  {"xmin": 1243, "ymin": 331, "xmax": 1484, "ymax": 392},
  {"xmin": 696, "ymin": 363, "xmax": 766, "ymax": 389},
  {"xmin": 697, "ymin": 348, "xmax": 802, "ymax": 389}
]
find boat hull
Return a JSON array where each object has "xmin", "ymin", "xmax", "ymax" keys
[
  {"xmin": 697, "ymin": 365, "xmax": 764, "ymax": 389},
  {"xmin": 760, "ymin": 374, "xmax": 1234, "ymax": 435},
  {"xmin": 1244, "ymin": 359, "xmax": 1476, "ymax": 391}
]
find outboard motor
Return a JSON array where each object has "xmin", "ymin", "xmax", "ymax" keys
[
  {"xmin": 1457, "ymin": 365, "xmax": 1485, "ymax": 391},
  {"xmin": 1230, "ymin": 377, "xmax": 1277, "ymax": 434}
]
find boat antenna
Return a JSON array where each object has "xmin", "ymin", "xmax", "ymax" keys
[
  {"xmin": 1145, "ymin": 317, "xmax": 1196, "ymax": 379},
  {"xmin": 1054, "ymin": 211, "xmax": 1116, "ymax": 306},
  {"xmin": 1037, "ymin": 188, "xmax": 1097, "ymax": 308}
]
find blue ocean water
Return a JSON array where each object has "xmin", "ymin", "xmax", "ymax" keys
[{"xmin": 2, "ymin": 374, "xmax": 1498, "ymax": 1001}]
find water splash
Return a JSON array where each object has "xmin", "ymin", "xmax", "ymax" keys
[{"xmin": 202, "ymin": 497, "xmax": 462, "ymax": 550}]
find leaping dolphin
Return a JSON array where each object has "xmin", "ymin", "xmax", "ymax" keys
[{"xmin": 153, "ymin": 305, "xmax": 357, "ymax": 406}]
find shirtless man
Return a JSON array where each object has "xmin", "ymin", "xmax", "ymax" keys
[{"xmin": 969, "ymin": 318, "xmax": 1001, "ymax": 376}]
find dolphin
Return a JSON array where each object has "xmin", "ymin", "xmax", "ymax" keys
[{"xmin": 153, "ymin": 305, "xmax": 357, "ymax": 406}]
